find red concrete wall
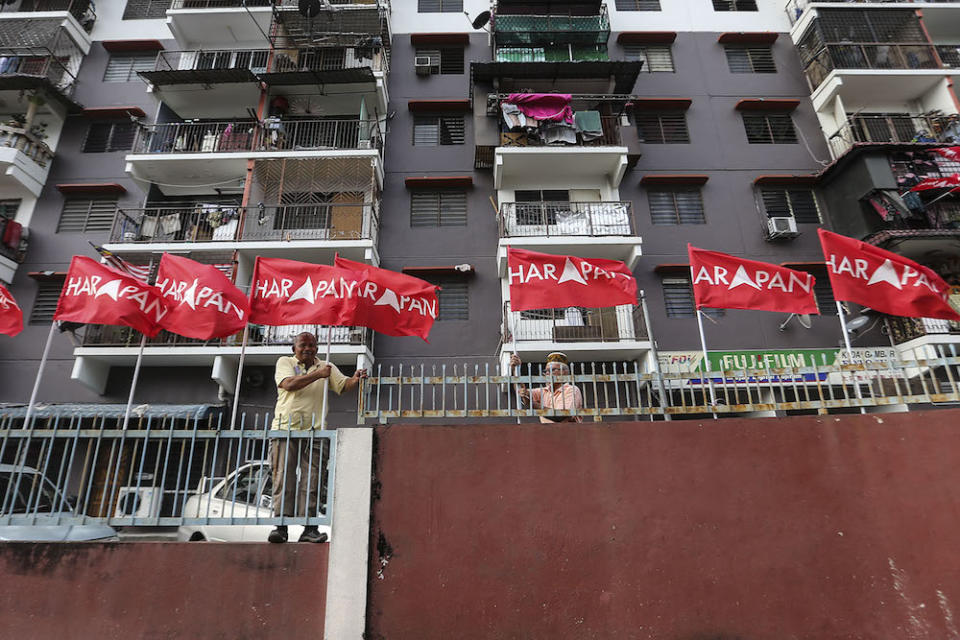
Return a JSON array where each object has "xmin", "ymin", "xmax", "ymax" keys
[
  {"xmin": 0, "ymin": 542, "xmax": 327, "ymax": 639},
  {"xmin": 368, "ymin": 410, "xmax": 960, "ymax": 639}
]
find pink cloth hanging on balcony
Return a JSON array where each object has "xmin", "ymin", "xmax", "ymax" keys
[
  {"xmin": 506, "ymin": 93, "xmax": 574, "ymax": 124},
  {"xmin": 2, "ymin": 220, "xmax": 20, "ymax": 249}
]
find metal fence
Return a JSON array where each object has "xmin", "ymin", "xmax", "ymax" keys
[
  {"xmin": 800, "ymin": 42, "xmax": 939, "ymax": 91},
  {"xmin": 80, "ymin": 323, "xmax": 372, "ymax": 349},
  {"xmin": 0, "ymin": 412, "xmax": 336, "ymax": 530},
  {"xmin": 503, "ymin": 302, "xmax": 648, "ymax": 345},
  {"xmin": 359, "ymin": 347, "xmax": 960, "ymax": 422},
  {"xmin": 826, "ymin": 113, "xmax": 960, "ymax": 158},
  {"xmin": 499, "ymin": 201, "xmax": 635, "ymax": 238},
  {"xmin": 785, "ymin": 0, "xmax": 958, "ymax": 26},
  {"xmin": 0, "ymin": 47, "xmax": 78, "ymax": 97}
]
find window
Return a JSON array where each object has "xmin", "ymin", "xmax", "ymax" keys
[
  {"xmin": 760, "ymin": 188, "xmax": 821, "ymax": 223},
  {"xmin": 425, "ymin": 276, "xmax": 468, "ymax": 320},
  {"xmin": 614, "ymin": 0, "xmax": 661, "ymax": 10},
  {"xmin": 742, "ymin": 113, "xmax": 797, "ymax": 144},
  {"xmin": 122, "ymin": 0, "xmax": 171, "ymax": 19},
  {"xmin": 791, "ymin": 267, "xmax": 836, "ymax": 315},
  {"xmin": 514, "ymin": 190, "xmax": 568, "ymax": 225},
  {"xmin": 104, "ymin": 53, "xmax": 155, "ymax": 82},
  {"xmin": 57, "ymin": 197, "xmax": 118, "ymax": 233},
  {"xmin": 413, "ymin": 115, "xmax": 465, "ymax": 146},
  {"xmin": 662, "ymin": 276, "xmax": 724, "ymax": 318},
  {"xmin": 82, "ymin": 122, "xmax": 137, "ymax": 153},
  {"xmin": 724, "ymin": 46, "xmax": 776, "ymax": 73},
  {"xmin": 636, "ymin": 112, "xmax": 689, "ymax": 144},
  {"xmin": 415, "ymin": 48, "xmax": 464, "ymax": 75},
  {"xmin": 0, "ymin": 200, "xmax": 19, "ymax": 220},
  {"xmin": 418, "ymin": 0, "xmax": 462, "ymax": 12},
  {"xmin": 648, "ymin": 188, "xmax": 705, "ymax": 224},
  {"xmin": 30, "ymin": 279, "xmax": 64, "ymax": 324},
  {"xmin": 713, "ymin": 0, "xmax": 757, "ymax": 10},
  {"xmin": 624, "ymin": 45, "xmax": 674, "ymax": 72},
  {"xmin": 410, "ymin": 190, "xmax": 467, "ymax": 227}
]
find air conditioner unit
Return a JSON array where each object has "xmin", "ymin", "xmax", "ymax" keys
[
  {"xmin": 414, "ymin": 56, "xmax": 436, "ymax": 75},
  {"xmin": 114, "ymin": 487, "xmax": 162, "ymax": 519},
  {"xmin": 767, "ymin": 216, "xmax": 799, "ymax": 239}
]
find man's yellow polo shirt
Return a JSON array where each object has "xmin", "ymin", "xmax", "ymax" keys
[{"xmin": 272, "ymin": 356, "xmax": 348, "ymax": 429}]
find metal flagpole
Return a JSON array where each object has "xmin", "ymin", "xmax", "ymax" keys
[
  {"xmin": 319, "ymin": 324, "xmax": 334, "ymax": 429},
  {"xmin": 639, "ymin": 291, "xmax": 671, "ymax": 421},
  {"xmin": 695, "ymin": 309, "xmax": 718, "ymax": 414},
  {"xmin": 229, "ymin": 324, "xmax": 250, "ymax": 430},
  {"xmin": 836, "ymin": 301, "xmax": 867, "ymax": 414},
  {"xmin": 122, "ymin": 333, "xmax": 148, "ymax": 430},
  {"xmin": 23, "ymin": 321, "xmax": 57, "ymax": 428},
  {"xmin": 511, "ymin": 343, "xmax": 522, "ymax": 424}
]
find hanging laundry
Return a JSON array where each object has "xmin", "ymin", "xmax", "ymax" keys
[
  {"xmin": 2, "ymin": 219, "xmax": 21, "ymax": 249},
  {"xmin": 540, "ymin": 121, "xmax": 577, "ymax": 144},
  {"xmin": 500, "ymin": 102, "xmax": 527, "ymax": 130},
  {"xmin": 574, "ymin": 110, "xmax": 603, "ymax": 141},
  {"xmin": 506, "ymin": 93, "xmax": 574, "ymax": 124}
]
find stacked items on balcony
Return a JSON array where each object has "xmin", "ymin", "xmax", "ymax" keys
[{"xmin": 499, "ymin": 94, "xmax": 603, "ymax": 146}]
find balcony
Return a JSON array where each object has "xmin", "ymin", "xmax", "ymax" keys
[
  {"xmin": 491, "ymin": 4, "xmax": 610, "ymax": 47},
  {"xmin": 72, "ymin": 323, "xmax": 373, "ymax": 394},
  {"xmin": 166, "ymin": 0, "xmax": 274, "ymax": 48},
  {"xmin": 125, "ymin": 119, "xmax": 384, "ymax": 196},
  {"xmin": 270, "ymin": 1, "xmax": 390, "ymax": 49},
  {"xmin": 0, "ymin": 1, "xmax": 94, "ymax": 50},
  {"xmin": 886, "ymin": 316, "xmax": 960, "ymax": 353},
  {"xmin": 0, "ymin": 125, "xmax": 54, "ymax": 197},
  {"xmin": 826, "ymin": 113, "xmax": 960, "ymax": 158},
  {"xmin": 106, "ymin": 201, "xmax": 380, "ymax": 263},
  {"xmin": 496, "ymin": 201, "xmax": 642, "ymax": 273},
  {"xmin": 501, "ymin": 301, "xmax": 650, "ymax": 362},
  {"xmin": 787, "ymin": 0, "xmax": 960, "ymax": 26},
  {"xmin": 0, "ymin": 46, "xmax": 80, "ymax": 111}
]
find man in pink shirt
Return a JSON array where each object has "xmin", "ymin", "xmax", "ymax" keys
[{"xmin": 509, "ymin": 352, "xmax": 583, "ymax": 423}]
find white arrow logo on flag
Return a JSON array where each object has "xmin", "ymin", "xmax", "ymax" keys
[
  {"xmin": 728, "ymin": 265, "xmax": 761, "ymax": 290},
  {"xmin": 557, "ymin": 258, "xmax": 587, "ymax": 285},
  {"xmin": 287, "ymin": 277, "xmax": 316, "ymax": 304},
  {"xmin": 867, "ymin": 259, "xmax": 903, "ymax": 290},
  {"xmin": 374, "ymin": 288, "xmax": 401, "ymax": 312}
]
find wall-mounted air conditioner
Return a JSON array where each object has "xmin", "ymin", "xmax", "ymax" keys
[
  {"xmin": 766, "ymin": 216, "xmax": 799, "ymax": 240},
  {"xmin": 414, "ymin": 56, "xmax": 436, "ymax": 75}
]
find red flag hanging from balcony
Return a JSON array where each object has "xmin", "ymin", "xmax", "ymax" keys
[
  {"xmin": 688, "ymin": 245, "xmax": 819, "ymax": 315},
  {"xmin": 933, "ymin": 147, "xmax": 960, "ymax": 161},
  {"xmin": 334, "ymin": 256, "xmax": 439, "ymax": 342},
  {"xmin": 506, "ymin": 247, "xmax": 637, "ymax": 312},
  {"xmin": 908, "ymin": 174, "xmax": 960, "ymax": 192},
  {"xmin": 248, "ymin": 256, "xmax": 364, "ymax": 327},
  {"xmin": 0, "ymin": 283, "xmax": 23, "ymax": 337},
  {"xmin": 54, "ymin": 256, "xmax": 167, "ymax": 336},
  {"xmin": 155, "ymin": 254, "xmax": 250, "ymax": 340},
  {"xmin": 818, "ymin": 229, "xmax": 960, "ymax": 321}
]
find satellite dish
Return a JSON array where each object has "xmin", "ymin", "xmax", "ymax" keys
[
  {"xmin": 470, "ymin": 10, "xmax": 492, "ymax": 30},
  {"xmin": 298, "ymin": 0, "xmax": 322, "ymax": 18},
  {"xmin": 797, "ymin": 314, "xmax": 813, "ymax": 329},
  {"xmin": 846, "ymin": 315, "xmax": 870, "ymax": 332}
]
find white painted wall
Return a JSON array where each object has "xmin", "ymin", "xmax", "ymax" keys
[{"xmin": 88, "ymin": 2, "xmax": 173, "ymax": 42}]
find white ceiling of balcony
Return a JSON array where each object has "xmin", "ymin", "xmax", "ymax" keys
[
  {"xmin": 125, "ymin": 153, "xmax": 249, "ymax": 196},
  {"xmin": 812, "ymin": 70, "xmax": 947, "ymax": 112},
  {"xmin": 493, "ymin": 147, "xmax": 628, "ymax": 190},
  {"xmin": 166, "ymin": 7, "xmax": 273, "ymax": 49},
  {"xmin": 150, "ymin": 83, "xmax": 262, "ymax": 120}
]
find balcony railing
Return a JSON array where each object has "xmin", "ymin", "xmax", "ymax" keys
[
  {"xmin": 0, "ymin": 47, "xmax": 78, "ymax": 97},
  {"xmin": 826, "ymin": 113, "xmax": 960, "ymax": 157},
  {"xmin": 786, "ymin": 0, "xmax": 960, "ymax": 25},
  {"xmin": 503, "ymin": 302, "xmax": 648, "ymax": 344},
  {"xmin": 936, "ymin": 44, "xmax": 960, "ymax": 68},
  {"xmin": 498, "ymin": 201, "xmax": 635, "ymax": 237},
  {"xmin": 131, "ymin": 118, "xmax": 383, "ymax": 155},
  {"xmin": 886, "ymin": 315, "xmax": 960, "ymax": 345},
  {"xmin": 800, "ymin": 42, "xmax": 940, "ymax": 90},
  {"xmin": 0, "ymin": 124, "xmax": 53, "ymax": 167},
  {"xmin": 169, "ymin": 0, "xmax": 274, "ymax": 7},
  {"xmin": 492, "ymin": 5, "xmax": 610, "ymax": 46},
  {"xmin": 0, "ymin": 0, "xmax": 95, "ymax": 27},
  {"xmin": 109, "ymin": 202, "xmax": 380, "ymax": 244},
  {"xmin": 499, "ymin": 115, "xmax": 621, "ymax": 147},
  {"xmin": 80, "ymin": 323, "xmax": 372, "ymax": 349},
  {"xmin": 146, "ymin": 46, "xmax": 388, "ymax": 81}
]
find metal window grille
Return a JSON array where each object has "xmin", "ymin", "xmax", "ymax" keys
[
  {"xmin": 29, "ymin": 279, "xmax": 63, "ymax": 324},
  {"xmin": 416, "ymin": 47, "xmax": 464, "ymax": 74},
  {"xmin": 742, "ymin": 113, "xmax": 798, "ymax": 144},
  {"xmin": 648, "ymin": 189, "xmax": 705, "ymax": 225},
  {"xmin": 0, "ymin": 200, "xmax": 19, "ymax": 220},
  {"xmin": 513, "ymin": 190, "xmax": 568, "ymax": 225},
  {"xmin": 816, "ymin": 9, "xmax": 926, "ymax": 43},
  {"xmin": 662, "ymin": 277, "xmax": 695, "ymax": 318},
  {"xmin": 82, "ymin": 122, "xmax": 137, "ymax": 153},
  {"xmin": 623, "ymin": 45, "xmax": 674, "ymax": 71},
  {"xmin": 104, "ymin": 53, "xmax": 156, "ymax": 82},
  {"xmin": 614, "ymin": 0, "xmax": 660, "ymax": 10},
  {"xmin": 789, "ymin": 267, "xmax": 836, "ymax": 315},
  {"xmin": 427, "ymin": 277, "xmax": 468, "ymax": 320},
  {"xmin": 724, "ymin": 46, "xmax": 776, "ymax": 73},
  {"xmin": 56, "ymin": 197, "xmax": 118, "ymax": 233},
  {"xmin": 760, "ymin": 188, "xmax": 820, "ymax": 224},
  {"xmin": 410, "ymin": 190, "xmax": 467, "ymax": 227},
  {"xmin": 122, "ymin": 0, "xmax": 172, "ymax": 19},
  {"xmin": 418, "ymin": 0, "xmax": 462, "ymax": 12},
  {"xmin": 413, "ymin": 115, "xmax": 465, "ymax": 146},
  {"xmin": 713, "ymin": 0, "xmax": 757, "ymax": 10},
  {"xmin": 636, "ymin": 112, "xmax": 689, "ymax": 144}
]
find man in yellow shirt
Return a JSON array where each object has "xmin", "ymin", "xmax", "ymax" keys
[{"xmin": 269, "ymin": 331, "xmax": 366, "ymax": 543}]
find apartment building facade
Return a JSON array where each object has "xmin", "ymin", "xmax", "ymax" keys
[{"xmin": 0, "ymin": 0, "xmax": 956, "ymax": 418}]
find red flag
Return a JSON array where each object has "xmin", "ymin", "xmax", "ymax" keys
[
  {"xmin": 155, "ymin": 254, "xmax": 250, "ymax": 339},
  {"xmin": 933, "ymin": 147, "xmax": 960, "ymax": 161},
  {"xmin": 335, "ymin": 256, "xmax": 439, "ymax": 341},
  {"xmin": 0, "ymin": 283, "xmax": 23, "ymax": 337},
  {"xmin": 248, "ymin": 256, "xmax": 364, "ymax": 326},
  {"xmin": 506, "ymin": 247, "xmax": 637, "ymax": 312},
  {"xmin": 54, "ymin": 256, "xmax": 167, "ymax": 336},
  {"xmin": 688, "ymin": 245, "xmax": 819, "ymax": 315},
  {"xmin": 818, "ymin": 229, "xmax": 960, "ymax": 321},
  {"xmin": 908, "ymin": 174, "xmax": 960, "ymax": 192}
]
